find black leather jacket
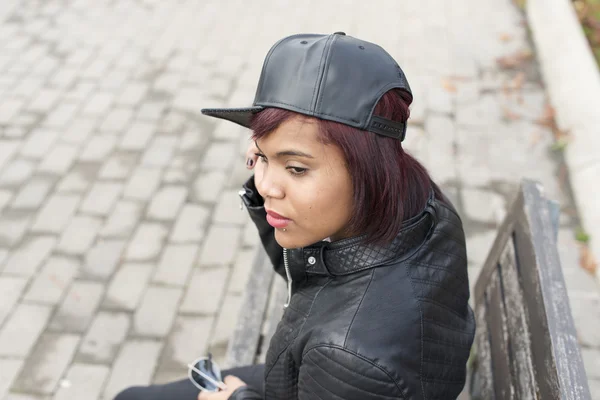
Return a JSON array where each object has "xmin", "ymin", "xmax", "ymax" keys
[{"xmin": 231, "ymin": 176, "xmax": 475, "ymax": 400}]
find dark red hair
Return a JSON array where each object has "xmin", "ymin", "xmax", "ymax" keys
[{"xmin": 250, "ymin": 89, "xmax": 441, "ymax": 245}]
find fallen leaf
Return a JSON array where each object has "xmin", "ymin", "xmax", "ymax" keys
[
  {"xmin": 511, "ymin": 72, "xmax": 526, "ymax": 90},
  {"xmin": 502, "ymin": 106, "xmax": 521, "ymax": 121},
  {"xmin": 580, "ymin": 244, "xmax": 598, "ymax": 274},
  {"xmin": 441, "ymin": 78, "xmax": 457, "ymax": 93},
  {"xmin": 496, "ymin": 49, "xmax": 534, "ymax": 69},
  {"xmin": 530, "ymin": 131, "xmax": 542, "ymax": 146}
]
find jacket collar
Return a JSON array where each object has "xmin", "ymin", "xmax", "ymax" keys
[{"xmin": 286, "ymin": 194, "xmax": 438, "ymax": 281}]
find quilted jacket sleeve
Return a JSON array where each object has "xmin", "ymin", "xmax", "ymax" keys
[
  {"xmin": 297, "ymin": 346, "xmax": 406, "ymax": 400},
  {"xmin": 240, "ymin": 175, "xmax": 286, "ymax": 280},
  {"xmin": 229, "ymin": 346, "xmax": 406, "ymax": 400}
]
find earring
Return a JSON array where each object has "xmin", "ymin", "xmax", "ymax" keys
[{"xmin": 282, "ymin": 229, "xmax": 287, "ymax": 232}]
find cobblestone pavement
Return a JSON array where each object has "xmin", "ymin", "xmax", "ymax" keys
[{"xmin": 0, "ymin": 0, "xmax": 599, "ymax": 398}]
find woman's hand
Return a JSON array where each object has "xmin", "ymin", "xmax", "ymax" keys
[{"xmin": 197, "ymin": 375, "xmax": 247, "ymax": 400}]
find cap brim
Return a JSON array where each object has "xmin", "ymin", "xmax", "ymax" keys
[{"xmin": 201, "ymin": 106, "xmax": 265, "ymax": 129}]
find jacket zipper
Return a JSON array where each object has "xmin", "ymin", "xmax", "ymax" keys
[{"xmin": 283, "ymin": 248, "xmax": 292, "ymax": 308}]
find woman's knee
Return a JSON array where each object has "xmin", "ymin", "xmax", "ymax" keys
[{"xmin": 113, "ymin": 386, "xmax": 145, "ymax": 400}]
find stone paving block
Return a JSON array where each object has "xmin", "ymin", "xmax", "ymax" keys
[
  {"xmin": 180, "ymin": 128, "xmax": 209, "ymax": 152},
  {"xmin": 0, "ymin": 210, "xmax": 33, "ymax": 247},
  {"xmin": 0, "ymin": 276, "xmax": 27, "ymax": 326},
  {"xmin": 200, "ymin": 142, "xmax": 237, "ymax": 172},
  {"xmin": 125, "ymin": 223, "xmax": 168, "ymax": 261},
  {"xmin": 78, "ymin": 135, "xmax": 118, "ymax": 162},
  {"xmin": 229, "ymin": 249, "xmax": 255, "ymax": 295},
  {"xmin": 27, "ymin": 89, "xmax": 61, "ymax": 112},
  {"xmin": 19, "ymin": 129, "xmax": 59, "ymax": 159},
  {"xmin": 0, "ymin": 98, "xmax": 24, "ymax": 123},
  {"xmin": 140, "ymin": 136, "xmax": 178, "ymax": 167},
  {"xmin": 115, "ymin": 82, "xmax": 149, "ymax": 106},
  {"xmin": 42, "ymin": 102, "xmax": 78, "ymax": 128},
  {"xmin": 55, "ymin": 168, "xmax": 94, "ymax": 194},
  {"xmin": 50, "ymin": 67, "xmax": 78, "ymax": 89},
  {"xmin": 570, "ymin": 295, "xmax": 600, "ymax": 348},
  {"xmin": 104, "ymin": 263, "xmax": 153, "ymax": 311},
  {"xmin": 153, "ymin": 244, "xmax": 198, "ymax": 286},
  {"xmin": 99, "ymin": 69, "xmax": 130, "ymax": 90},
  {"xmin": 0, "ymin": 158, "xmax": 35, "ymax": 186},
  {"xmin": 137, "ymin": 100, "xmax": 168, "ymax": 122},
  {"xmin": 23, "ymin": 256, "xmax": 79, "ymax": 305},
  {"xmin": 133, "ymin": 286, "xmax": 183, "ymax": 337},
  {"xmin": 81, "ymin": 92, "xmax": 114, "ymax": 116},
  {"xmin": 12, "ymin": 333, "xmax": 80, "ymax": 395},
  {"xmin": 64, "ymin": 81, "xmax": 96, "ymax": 103},
  {"xmin": 81, "ymin": 239, "xmax": 126, "ymax": 281},
  {"xmin": 0, "ymin": 140, "xmax": 19, "ymax": 170},
  {"xmin": 2, "ymin": 236, "xmax": 56, "ymax": 278},
  {"xmin": 0, "ymin": 359, "xmax": 24, "ymax": 399},
  {"xmin": 146, "ymin": 186, "xmax": 188, "ymax": 221},
  {"xmin": 213, "ymin": 190, "xmax": 247, "ymax": 225},
  {"xmin": 49, "ymin": 281, "xmax": 104, "ymax": 333},
  {"xmin": 170, "ymin": 204, "xmax": 210, "ymax": 243},
  {"xmin": 53, "ymin": 364, "xmax": 109, "ymax": 400},
  {"xmin": 198, "ymin": 225, "xmax": 242, "ymax": 267},
  {"xmin": 31, "ymin": 194, "xmax": 81, "ymax": 233},
  {"xmin": 0, "ymin": 189, "xmax": 13, "ymax": 212},
  {"xmin": 11, "ymin": 178, "xmax": 54, "ymax": 209},
  {"xmin": 123, "ymin": 166, "xmax": 162, "ymax": 201},
  {"xmin": 461, "ymin": 188, "xmax": 506, "ymax": 224},
  {"xmin": 98, "ymin": 153, "xmax": 139, "ymax": 180},
  {"xmin": 102, "ymin": 339, "xmax": 163, "ymax": 400},
  {"xmin": 209, "ymin": 292, "xmax": 243, "ymax": 368},
  {"xmin": 425, "ymin": 83, "xmax": 453, "ymax": 114},
  {"xmin": 99, "ymin": 200, "xmax": 142, "ymax": 238},
  {"xmin": 79, "ymin": 182, "xmax": 123, "ymax": 216},
  {"xmin": 61, "ymin": 117, "xmax": 98, "ymax": 145},
  {"xmin": 12, "ymin": 77, "xmax": 44, "ymax": 98},
  {"xmin": 242, "ymin": 220, "xmax": 260, "ymax": 247},
  {"xmin": 98, "ymin": 108, "xmax": 134, "ymax": 133},
  {"xmin": 0, "ymin": 303, "xmax": 52, "ymax": 357},
  {"xmin": 153, "ymin": 315, "xmax": 214, "ymax": 384},
  {"xmin": 180, "ymin": 267, "xmax": 229, "ymax": 315},
  {"xmin": 172, "ymin": 88, "xmax": 206, "ymax": 113},
  {"xmin": 581, "ymin": 347, "xmax": 600, "ymax": 380},
  {"xmin": 465, "ymin": 230, "xmax": 497, "ymax": 269},
  {"xmin": 77, "ymin": 311, "xmax": 130, "ymax": 364},
  {"xmin": 455, "ymin": 93, "xmax": 502, "ymax": 129},
  {"xmin": 38, "ymin": 143, "xmax": 78, "ymax": 175}
]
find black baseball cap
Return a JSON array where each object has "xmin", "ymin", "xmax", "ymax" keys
[{"xmin": 201, "ymin": 32, "xmax": 412, "ymax": 141}]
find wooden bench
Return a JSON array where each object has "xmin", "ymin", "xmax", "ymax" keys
[{"xmin": 226, "ymin": 180, "xmax": 592, "ymax": 398}]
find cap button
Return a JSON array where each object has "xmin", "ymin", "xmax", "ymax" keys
[{"xmin": 333, "ymin": 31, "xmax": 346, "ymax": 36}]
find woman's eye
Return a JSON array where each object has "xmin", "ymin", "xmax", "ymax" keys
[{"xmin": 287, "ymin": 166, "xmax": 307, "ymax": 176}]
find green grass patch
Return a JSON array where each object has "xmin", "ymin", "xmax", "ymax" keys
[{"xmin": 575, "ymin": 227, "xmax": 591, "ymax": 243}]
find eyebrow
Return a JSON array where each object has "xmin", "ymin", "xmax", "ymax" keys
[{"xmin": 255, "ymin": 142, "xmax": 314, "ymax": 159}]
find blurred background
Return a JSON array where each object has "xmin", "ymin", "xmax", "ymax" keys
[{"xmin": 0, "ymin": 0, "xmax": 599, "ymax": 398}]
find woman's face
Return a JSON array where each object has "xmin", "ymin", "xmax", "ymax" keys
[{"xmin": 254, "ymin": 116, "xmax": 354, "ymax": 249}]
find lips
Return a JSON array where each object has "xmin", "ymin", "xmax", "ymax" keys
[{"xmin": 266, "ymin": 209, "xmax": 291, "ymax": 229}]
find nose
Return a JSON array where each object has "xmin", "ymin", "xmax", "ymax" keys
[{"xmin": 255, "ymin": 164, "xmax": 285, "ymax": 200}]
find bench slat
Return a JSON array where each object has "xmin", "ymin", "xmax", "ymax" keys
[
  {"xmin": 497, "ymin": 240, "xmax": 537, "ymax": 399},
  {"xmin": 486, "ymin": 268, "xmax": 516, "ymax": 400},
  {"xmin": 225, "ymin": 247, "xmax": 276, "ymax": 368}
]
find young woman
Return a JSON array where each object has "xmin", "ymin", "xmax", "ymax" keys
[{"xmin": 115, "ymin": 32, "xmax": 475, "ymax": 400}]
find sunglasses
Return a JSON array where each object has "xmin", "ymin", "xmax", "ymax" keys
[{"xmin": 187, "ymin": 353, "xmax": 227, "ymax": 392}]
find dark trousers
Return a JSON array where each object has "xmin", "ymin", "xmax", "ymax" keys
[{"xmin": 113, "ymin": 364, "xmax": 265, "ymax": 400}]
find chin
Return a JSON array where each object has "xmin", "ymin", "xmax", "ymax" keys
[{"xmin": 274, "ymin": 230, "xmax": 315, "ymax": 249}]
